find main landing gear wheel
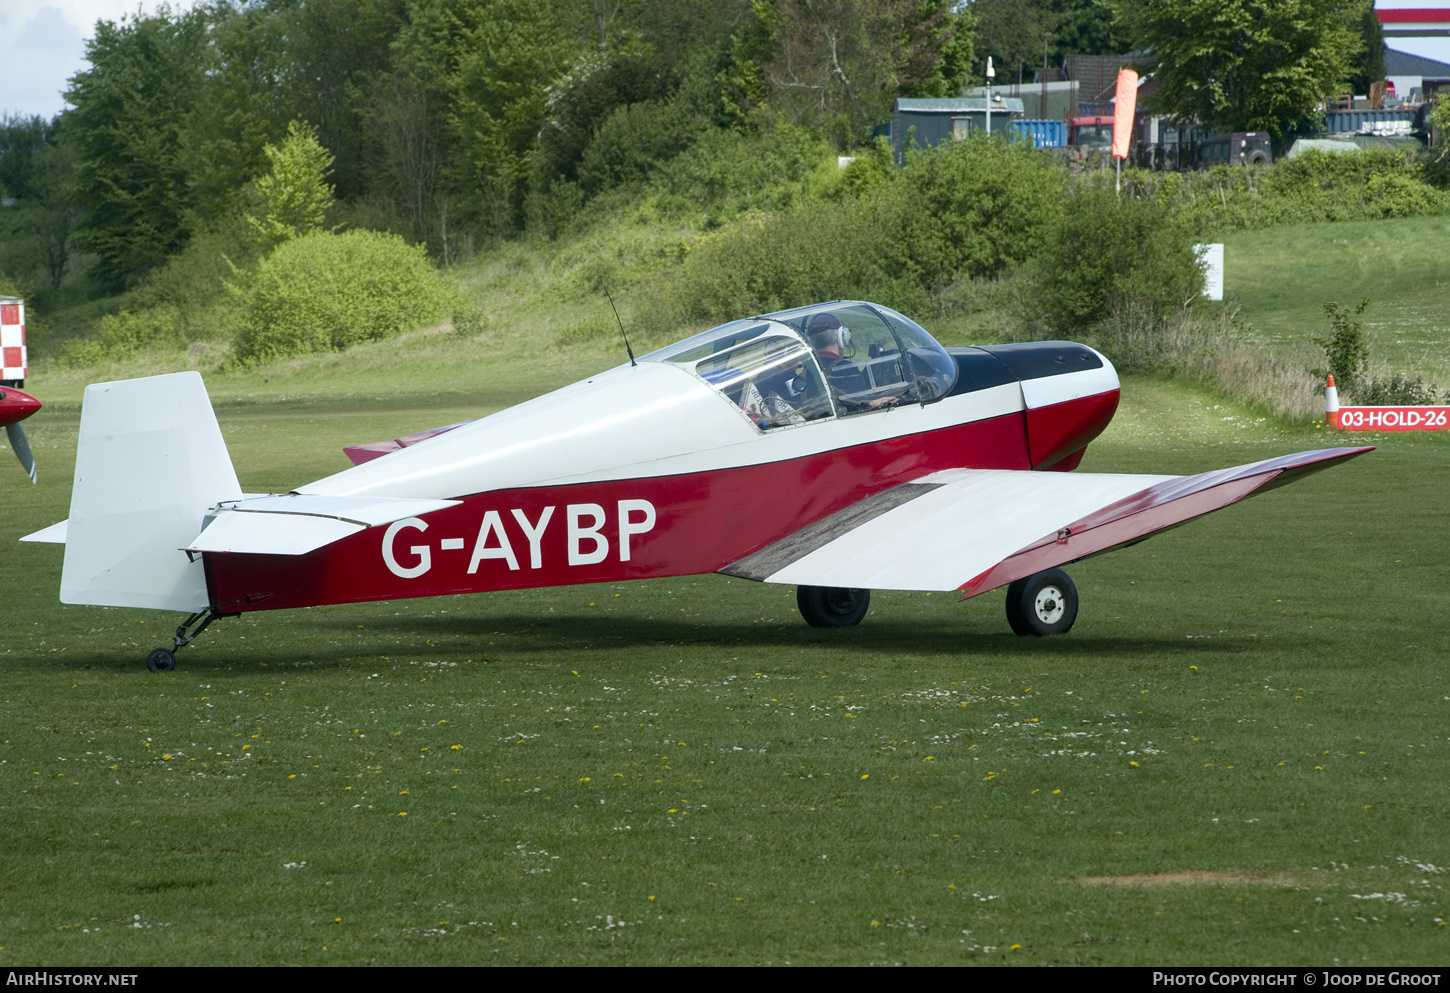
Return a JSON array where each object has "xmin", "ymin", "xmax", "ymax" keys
[
  {"xmin": 146, "ymin": 648, "xmax": 177, "ymax": 672},
  {"xmin": 1005, "ymin": 569, "xmax": 1078, "ymax": 636},
  {"xmin": 797, "ymin": 585, "xmax": 870, "ymax": 627}
]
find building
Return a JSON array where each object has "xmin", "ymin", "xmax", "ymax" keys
[
  {"xmin": 889, "ymin": 97, "xmax": 1027, "ymax": 162},
  {"xmin": 1378, "ymin": 1, "xmax": 1450, "ymax": 97},
  {"xmin": 1385, "ymin": 46, "xmax": 1450, "ymax": 101}
]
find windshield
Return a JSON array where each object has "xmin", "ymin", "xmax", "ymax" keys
[
  {"xmin": 645, "ymin": 321, "xmax": 833, "ymax": 430},
  {"xmin": 641, "ymin": 301, "xmax": 957, "ymax": 424},
  {"xmin": 763, "ymin": 301, "xmax": 957, "ymax": 410}
]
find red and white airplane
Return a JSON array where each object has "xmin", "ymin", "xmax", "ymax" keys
[
  {"xmin": 0, "ymin": 383, "xmax": 41, "ymax": 483},
  {"xmin": 22, "ymin": 300, "xmax": 1369, "ymax": 671}
]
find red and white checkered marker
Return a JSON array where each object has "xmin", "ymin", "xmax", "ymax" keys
[
  {"xmin": 0, "ymin": 297, "xmax": 25, "ymax": 382},
  {"xmin": 1327, "ymin": 373, "xmax": 1450, "ymax": 432}
]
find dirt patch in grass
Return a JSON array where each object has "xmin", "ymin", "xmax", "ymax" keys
[{"xmin": 1079, "ymin": 871, "xmax": 1296, "ymax": 888}]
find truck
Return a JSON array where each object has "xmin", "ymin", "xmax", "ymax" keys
[{"xmin": 1196, "ymin": 132, "xmax": 1272, "ymax": 167}]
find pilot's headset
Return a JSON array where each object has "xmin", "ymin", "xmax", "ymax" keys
[{"xmin": 805, "ymin": 314, "xmax": 852, "ymax": 355}]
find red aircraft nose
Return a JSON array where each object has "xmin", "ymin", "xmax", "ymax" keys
[{"xmin": 0, "ymin": 386, "xmax": 42, "ymax": 428}]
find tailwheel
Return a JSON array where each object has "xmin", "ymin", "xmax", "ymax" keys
[
  {"xmin": 142, "ymin": 605, "xmax": 231, "ymax": 671},
  {"xmin": 797, "ymin": 585, "xmax": 870, "ymax": 627},
  {"xmin": 146, "ymin": 649, "xmax": 176, "ymax": 672},
  {"xmin": 1005, "ymin": 569, "xmax": 1078, "ymax": 636}
]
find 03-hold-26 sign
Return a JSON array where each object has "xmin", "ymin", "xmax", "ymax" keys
[{"xmin": 1325, "ymin": 375, "xmax": 1450, "ymax": 432}]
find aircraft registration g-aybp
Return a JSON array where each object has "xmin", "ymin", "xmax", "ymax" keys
[{"xmin": 23, "ymin": 301, "xmax": 1369, "ymax": 671}]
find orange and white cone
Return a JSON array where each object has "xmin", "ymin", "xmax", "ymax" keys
[{"xmin": 1325, "ymin": 374, "xmax": 1340, "ymax": 429}]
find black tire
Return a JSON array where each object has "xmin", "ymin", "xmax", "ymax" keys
[
  {"xmin": 1245, "ymin": 150, "xmax": 1269, "ymax": 166},
  {"xmin": 146, "ymin": 648, "xmax": 177, "ymax": 672},
  {"xmin": 1004, "ymin": 569, "xmax": 1078, "ymax": 636},
  {"xmin": 797, "ymin": 586, "xmax": 870, "ymax": 628}
]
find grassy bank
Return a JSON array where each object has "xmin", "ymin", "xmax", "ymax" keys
[{"xmin": 1221, "ymin": 215, "xmax": 1450, "ymax": 384}]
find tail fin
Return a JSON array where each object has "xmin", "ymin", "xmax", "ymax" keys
[{"xmin": 61, "ymin": 372, "xmax": 241, "ymax": 611}]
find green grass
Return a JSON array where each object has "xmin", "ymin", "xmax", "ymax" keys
[
  {"xmin": 3, "ymin": 368, "xmax": 1448, "ymax": 966},
  {"xmin": 1222, "ymin": 215, "xmax": 1450, "ymax": 382}
]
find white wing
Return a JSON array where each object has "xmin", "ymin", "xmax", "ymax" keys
[{"xmin": 721, "ymin": 448, "xmax": 1371, "ymax": 595}]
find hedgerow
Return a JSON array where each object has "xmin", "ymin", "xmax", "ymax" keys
[{"xmin": 1122, "ymin": 147, "xmax": 1450, "ymax": 231}]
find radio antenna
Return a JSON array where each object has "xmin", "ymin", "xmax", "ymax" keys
[{"xmin": 604, "ymin": 287, "xmax": 636, "ymax": 367}]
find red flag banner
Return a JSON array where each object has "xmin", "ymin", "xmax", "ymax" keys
[{"xmin": 1112, "ymin": 69, "xmax": 1138, "ymax": 159}]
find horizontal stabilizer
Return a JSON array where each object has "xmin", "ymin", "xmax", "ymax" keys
[
  {"xmin": 343, "ymin": 421, "xmax": 474, "ymax": 466},
  {"xmin": 721, "ymin": 447, "xmax": 1371, "ymax": 594},
  {"xmin": 185, "ymin": 493, "xmax": 460, "ymax": 556},
  {"xmin": 20, "ymin": 519, "xmax": 67, "ymax": 543}
]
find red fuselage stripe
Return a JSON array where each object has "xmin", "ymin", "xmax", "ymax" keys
[{"xmin": 207, "ymin": 413, "xmax": 1034, "ymax": 611}]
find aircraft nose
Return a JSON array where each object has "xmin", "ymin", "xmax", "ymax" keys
[{"xmin": 0, "ymin": 386, "xmax": 42, "ymax": 427}]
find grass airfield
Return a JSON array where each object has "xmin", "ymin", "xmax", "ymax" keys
[
  {"xmin": 1222, "ymin": 215, "xmax": 1450, "ymax": 382},
  {"xmin": 2, "ymin": 364, "xmax": 1447, "ymax": 966}
]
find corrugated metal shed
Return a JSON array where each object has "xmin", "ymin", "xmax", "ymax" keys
[
  {"xmin": 1012, "ymin": 120, "xmax": 1067, "ymax": 148},
  {"xmin": 891, "ymin": 98, "xmax": 1027, "ymax": 161},
  {"xmin": 1322, "ymin": 108, "xmax": 1418, "ymax": 133}
]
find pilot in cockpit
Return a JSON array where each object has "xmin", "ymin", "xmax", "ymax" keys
[{"xmin": 805, "ymin": 313, "xmax": 899, "ymax": 411}]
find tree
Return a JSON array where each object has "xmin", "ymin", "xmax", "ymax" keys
[
  {"xmin": 180, "ymin": 2, "xmax": 294, "ymax": 223},
  {"xmin": 748, "ymin": 0, "xmax": 973, "ymax": 145},
  {"xmin": 369, "ymin": 68, "xmax": 451, "ymax": 249},
  {"xmin": 1112, "ymin": 0, "xmax": 1363, "ymax": 142},
  {"xmin": 968, "ymin": 0, "xmax": 1132, "ymax": 86},
  {"xmin": 1049, "ymin": 0, "xmax": 1133, "ymax": 63},
  {"xmin": 970, "ymin": 0, "xmax": 1054, "ymax": 85},
  {"xmin": 275, "ymin": 0, "xmax": 404, "ymax": 202},
  {"xmin": 396, "ymin": 0, "xmax": 581, "ymax": 236},
  {"xmin": 65, "ymin": 7, "xmax": 211, "ymax": 283},
  {"xmin": 1347, "ymin": 0, "xmax": 1386, "ymax": 98},
  {"xmin": 248, "ymin": 120, "xmax": 336, "ymax": 249},
  {"xmin": 0, "ymin": 114, "xmax": 81, "ymax": 292}
]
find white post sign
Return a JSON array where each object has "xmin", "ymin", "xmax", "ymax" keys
[{"xmin": 1195, "ymin": 243, "xmax": 1224, "ymax": 301}]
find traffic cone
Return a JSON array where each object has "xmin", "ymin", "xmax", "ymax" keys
[{"xmin": 1325, "ymin": 374, "xmax": 1340, "ymax": 429}]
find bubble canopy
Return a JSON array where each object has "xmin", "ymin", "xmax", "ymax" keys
[{"xmin": 641, "ymin": 301, "xmax": 959, "ymax": 428}]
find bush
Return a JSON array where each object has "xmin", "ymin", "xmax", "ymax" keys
[
  {"xmin": 1312, "ymin": 298, "xmax": 1370, "ymax": 391},
  {"xmin": 657, "ymin": 125, "xmax": 832, "ymax": 220},
  {"xmin": 1029, "ymin": 188, "xmax": 1204, "ymax": 338},
  {"xmin": 883, "ymin": 135, "xmax": 1065, "ymax": 290},
  {"xmin": 1354, "ymin": 372, "xmax": 1444, "ymax": 405},
  {"xmin": 63, "ymin": 305, "xmax": 182, "ymax": 366},
  {"xmin": 577, "ymin": 97, "xmax": 712, "ymax": 199},
  {"xmin": 234, "ymin": 229, "xmax": 459, "ymax": 362},
  {"xmin": 639, "ymin": 199, "xmax": 915, "ymax": 331},
  {"xmin": 635, "ymin": 134, "xmax": 1065, "ymax": 334},
  {"xmin": 1123, "ymin": 147, "xmax": 1450, "ymax": 231}
]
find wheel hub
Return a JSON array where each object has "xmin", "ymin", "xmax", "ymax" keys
[{"xmin": 1034, "ymin": 586, "xmax": 1065, "ymax": 624}]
